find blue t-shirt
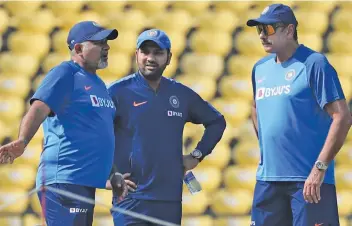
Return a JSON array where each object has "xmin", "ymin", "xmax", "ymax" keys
[
  {"xmin": 252, "ymin": 45, "xmax": 345, "ymax": 184},
  {"xmin": 108, "ymin": 72, "xmax": 226, "ymax": 201},
  {"xmin": 31, "ymin": 61, "xmax": 116, "ymax": 189}
]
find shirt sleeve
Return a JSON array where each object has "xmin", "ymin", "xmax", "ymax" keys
[
  {"xmin": 107, "ymin": 83, "xmax": 121, "ymax": 119},
  {"xmin": 187, "ymin": 89, "xmax": 226, "ymax": 160},
  {"xmin": 309, "ymin": 56, "xmax": 345, "ymax": 109},
  {"xmin": 30, "ymin": 63, "xmax": 74, "ymax": 116}
]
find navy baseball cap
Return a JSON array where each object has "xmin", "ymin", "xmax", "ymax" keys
[
  {"xmin": 67, "ymin": 21, "xmax": 118, "ymax": 50},
  {"xmin": 136, "ymin": 29, "xmax": 171, "ymax": 49},
  {"xmin": 247, "ymin": 4, "xmax": 298, "ymax": 27}
]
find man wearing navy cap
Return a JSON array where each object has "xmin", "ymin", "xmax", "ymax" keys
[
  {"xmin": 107, "ymin": 29, "xmax": 226, "ymax": 225},
  {"xmin": 0, "ymin": 21, "xmax": 131, "ymax": 226},
  {"xmin": 247, "ymin": 4, "xmax": 352, "ymax": 225}
]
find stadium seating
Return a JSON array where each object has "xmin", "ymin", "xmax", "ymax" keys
[{"xmin": 0, "ymin": 1, "xmax": 351, "ymax": 225}]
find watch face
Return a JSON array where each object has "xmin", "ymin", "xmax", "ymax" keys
[{"xmin": 192, "ymin": 150, "xmax": 202, "ymax": 158}]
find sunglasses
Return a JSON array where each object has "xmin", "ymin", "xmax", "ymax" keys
[{"xmin": 256, "ymin": 23, "xmax": 286, "ymax": 36}]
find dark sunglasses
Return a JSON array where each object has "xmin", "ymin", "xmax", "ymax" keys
[{"xmin": 256, "ymin": 23, "xmax": 287, "ymax": 36}]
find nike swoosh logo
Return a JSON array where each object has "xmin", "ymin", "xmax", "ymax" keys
[
  {"xmin": 133, "ymin": 101, "xmax": 147, "ymax": 107},
  {"xmin": 85, "ymin": 86, "xmax": 92, "ymax": 91}
]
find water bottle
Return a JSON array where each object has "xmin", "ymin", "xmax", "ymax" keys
[{"xmin": 184, "ymin": 171, "xmax": 202, "ymax": 194}]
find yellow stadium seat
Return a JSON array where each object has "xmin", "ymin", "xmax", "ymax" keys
[
  {"xmin": 220, "ymin": 124, "xmax": 240, "ymax": 146},
  {"xmin": 98, "ymin": 53, "xmax": 132, "ymax": 81},
  {"xmin": 224, "ymin": 166, "xmax": 257, "ymax": 192},
  {"xmin": 189, "ymin": 30, "xmax": 232, "ymax": 57},
  {"xmin": 0, "ymin": 53, "xmax": 40, "ymax": 78},
  {"xmin": 340, "ymin": 218, "xmax": 349, "ymax": 226},
  {"xmin": 172, "ymin": 2, "xmax": 211, "ymax": 17},
  {"xmin": 347, "ymin": 128, "xmax": 352, "ymax": 142},
  {"xmin": 197, "ymin": 10, "xmax": 240, "ymax": 33},
  {"xmin": 52, "ymin": 30, "xmax": 71, "ymax": 54},
  {"xmin": 0, "ymin": 216, "xmax": 22, "ymax": 226},
  {"xmin": 176, "ymin": 75, "xmax": 217, "ymax": 101},
  {"xmin": 219, "ymin": 75, "xmax": 253, "ymax": 101},
  {"xmin": 31, "ymin": 193, "xmax": 42, "ymax": 215},
  {"xmin": 0, "ymin": 120, "xmax": 10, "ymax": 143},
  {"xmin": 46, "ymin": 1, "xmax": 84, "ymax": 17},
  {"xmin": 0, "ymin": 97, "xmax": 25, "ymax": 122},
  {"xmin": 42, "ymin": 53, "xmax": 71, "ymax": 74},
  {"xmin": 108, "ymin": 30, "xmax": 137, "ymax": 56},
  {"xmin": 242, "ymin": 8, "xmax": 266, "ymax": 30},
  {"xmin": 58, "ymin": 12, "xmax": 107, "ymax": 32},
  {"xmin": 180, "ymin": 53, "xmax": 224, "ymax": 78},
  {"xmin": 163, "ymin": 31, "xmax": 186, "ymax": 57},
  {"xmin": 233, "ymin": 140, "xmax": 260, "ymax": 166},
  {"xmin": 23, "ymin": 214, "xmax": 46, "ymax": 226},
  {"xmin": 339, "ymin": 2, "xmax": 352, "ymax": 10},
  {"xmin": 325, "ymin": 54, "xmax": 352, "ymax": 78},
  {"xmin": 130, "ymin": 1, "xmax": 169, "ymax": 16},
  {"xmin": 211, "ymin": 189, "xmax": 252, "ymax": 215},
  {"xmin": 108, "ymin": 10, "xmax": 148, "ymax": 34},
  {"xmin": 332, "ymin": 9, "xmax": 351, "ymax": 32},
  {"xmin": 227, "ymin": 55, "xmax": 261, "ymax": 78},
  {"xmin": 88, "ymin": 1, "xmax": 126, "ymax": 16},
  {"xmin": 214, "ymin": 2, "xmax": 252, "ymax": 14},
  {"xmin": 151, "ymin": 10, "xmax": 194, "ymax": 34},
  {"xmin": 0, "ymin": 189, "xmax": 29, "ymax": 214},
  {"xmin": 182, "ymin": 216, "xmax": 213, "ymax": 226},
  {"xmin": 340, "ymin": 76, "xmax": 352, "ymax": 101},
  {"xmin": 0, "ymin": 165, "xmax": 36, "ymax": 190},
  {"xmin": 200, "ymin": 142, "xmax": 231, "ymax": 170},
  {"xmin": 4, "ymin": 1, "xmax": 42, "ymax": 17},
  {"xmin": 295, "ymin": 11, "xmax": 328, "ymax": 36},
  {"xmin": 237, "ymin": 119, "xmax": 259, "ymax": 142},
  {"xmin": 0, "ymin": 9, "xmax": 9, "ymax": 34},
  {"xmin": 93, "ymin": 216, "xmax": 114, "ymax": 226},
  {"xmin": 295, "ymin": 1, "xmax": 336, "ymax": 13},
  {"xmin": 236, "ymin": 31, "xmax": 266, "ymax": 56},
  {"xmin": 163, "ymin": 56, "xmax": 178, "ymax": 78},
  {"xmin": 182, "ymin": 190, "xmax": 209, "ymax": 215},
  {"xmin": 0, "ymin": 76, "xmax": 31, "ymax": 99},
  {"xmin": 327, "ymin": 32, "xmax": 352, "ymax": 54},
  {"xmin": 14, "ymin": 9, "xmax": 57, "ymax": 35},
  {"xmin": 95, "ymin": 189, "xmax": 112, "ymax": 215},
  {"xmin": 15, "ymin": 142, "xmax": 42, "ymax": 167},
  {"xmin": 336, "ymin": 142, "xmax": 352, "ymax": 167},
  {"xmin": 33, "ymin": 74, "xmax": 45, "ymax": 91},
  {"xmin": 214, "ymin": 216, "xmax": 252, "ymax": 226},
  {"xmin": 192, "ymin": 167, "xmax": 221, "ymax": 193},
  {"xmin": 211, "ymin": 99, "xmax": 251, "ymax": 127},
  {"xmin": 337, "ymin": 190, "xmax": 352, "ymax": 217},
  {"xmin": 298, "ymin": 33, "xmax": 323, "ymax": 52},
  {"xmin": 336, "ymin": 167, "xmax": 352, "ymax": 190}
]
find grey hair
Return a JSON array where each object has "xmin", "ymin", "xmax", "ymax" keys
[{"xmin": 70, "ymin": 42, "xmax": 89, "ymax": 56}]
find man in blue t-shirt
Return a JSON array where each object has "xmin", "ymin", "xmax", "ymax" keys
[
  {"xmin": 0, "ymin": 21, "xmax": 131, "ymax": 226},
  {"xmin": 247, "ymin": 4, "xmax": 352, "ymax": 226},
  {"xmin": 107, "ymin": 29, "xmax": 226, "ymax": 225}
]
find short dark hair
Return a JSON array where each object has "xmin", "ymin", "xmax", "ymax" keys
[{"xmin": 293, "ymin": 26, "xmax": 298, "ymax": 41}]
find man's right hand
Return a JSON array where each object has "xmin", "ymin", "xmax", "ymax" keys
[
  {"xmin": 0, "ymin": 139, "xmax": 26, "ymax": 164},
  {"xmin": 107, "ymin": 173, "xmax": 137, "ymax": 202}
]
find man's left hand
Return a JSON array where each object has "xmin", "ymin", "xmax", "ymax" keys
[
  {"xmin": 183, "ymin": 154, "xmax": 199, "ymax": 174},
  {"xmin": 303, "ymin": 167, "xmax": 326, "ymax": 204},
  {"xmin": 110, "ymin": 172, "xmax": 129, "ymax": 202}
]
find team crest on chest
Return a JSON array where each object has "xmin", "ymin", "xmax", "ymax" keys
[
  {"xmin": 169, "ymin": 95, "xmax": 179, "ymax": 108},
  {"xmin": 285, "ymin": 69, "xmax": 296, "ymax": 81}
]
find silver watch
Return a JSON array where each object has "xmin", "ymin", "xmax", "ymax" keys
[
  {"xmin": 315, "ymin": 160, "xmax": 328, "ymax": 171},
  {"xmin": 190, "ymin": 149, "xmax": 202, "ymax": 159}
]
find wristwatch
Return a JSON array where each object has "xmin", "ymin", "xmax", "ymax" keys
[
  {"xmin": 315, "ymin": 160, "xmax": 328, "ymax": 171},
  {"xmin": 190, "ymin": 149, "xmax": 203, "ymax": 160}
]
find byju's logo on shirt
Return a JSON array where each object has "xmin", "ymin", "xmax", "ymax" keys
[
  {"xmin": 256, "ymin": 85, "xmax": 291, "ymax": 100},
  {"xmin": 90, "ymin": 95, "xmax": 115, "ymax": 108},
  {"xmin": 167, "ymin": 110, "xmax": 182, "ymax": 117}
]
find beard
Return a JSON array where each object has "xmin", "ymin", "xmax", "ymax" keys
[
  {"xmin": 141, "ymin": 64, "xmax": 167, "ymax": 81},
  {"xmin": 97, "ymin": 58, "xmax": 108, "ymax": 69}
]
